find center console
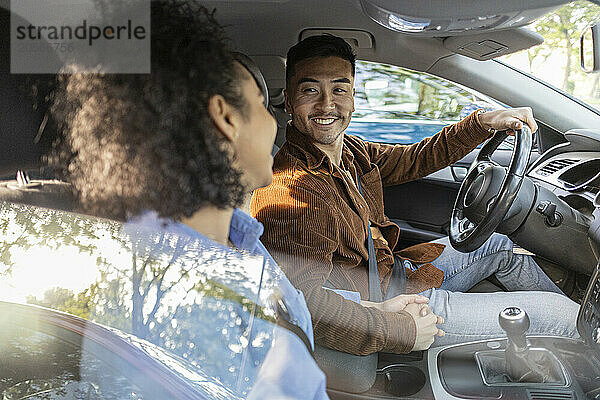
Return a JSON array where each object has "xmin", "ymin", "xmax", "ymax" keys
[
  {"xmin": 428, "ymin": 329, "xmax": 598, "ymax": 399},
  {"xmin": 427, "ymin": 204, "xmax": 600, "ymax": 400}
]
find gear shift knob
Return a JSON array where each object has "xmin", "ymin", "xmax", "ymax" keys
[
  {"xmin": 496, "ymin": 307, "xmax": 560, "ymax": 383},
  {"xmin": 499, "ymin": 307, "xmax": 529, "ymax": 350}
]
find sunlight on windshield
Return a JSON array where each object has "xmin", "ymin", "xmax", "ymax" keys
[{"xmin": 500, "ymin": 1, "xmax": 600, "ymax": 112}]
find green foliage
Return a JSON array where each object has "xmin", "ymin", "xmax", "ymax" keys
[
  {"xmin": 0, "ymin": 202, "xmax": 117, "ymax": 276},
  {"xmin": 522, "ymin": 1, "xmax": 600, "ymax": 94},
  {"xmin": 27, "ymin": 286, "xmax": 94, "ymax": 320}
]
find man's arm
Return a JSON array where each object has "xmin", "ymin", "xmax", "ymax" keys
[
  {"xmin": 251, "ymin": 177, "xmax": 417, "ymax": 355},
  {"xmin": 362, "ymin": 111, "xmax": 491, "ymax": 187},
  {"xmin": 363, "ymin": 108, "xmax": 538, "ymax": 187}
]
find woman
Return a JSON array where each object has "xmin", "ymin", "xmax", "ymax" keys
[{"xmin": 49, "ymin": 1, "xmax": 327, "ymax": 398}]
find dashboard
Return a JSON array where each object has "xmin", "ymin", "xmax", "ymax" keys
[
  {"xmin": 529, "ymin": 151, "xmax": 600, "ymax": 218},
  {"xmin": 527, "ymin": 129, "xmax": 600, "ymax": 221}
]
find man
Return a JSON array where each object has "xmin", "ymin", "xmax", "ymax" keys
[
  {"xmin": 49, "ymin": 2, "xmax": 328, "ymax": 398},
  {"xmin": 250, "ymin": 34, "xmax": 579, "ymax": 356}
]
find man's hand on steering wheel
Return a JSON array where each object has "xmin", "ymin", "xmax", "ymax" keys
[
  {"xmin": 450, "ymin": 107, "xmax": 535, "ymax": 253},
  {"xmin": 477, "ymin": 107, "xmax": 538, "ymax": 136}
]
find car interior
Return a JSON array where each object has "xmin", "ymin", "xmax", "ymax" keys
[{"xmin": 1, "ymin": 0, "xmax": 600, "ymax": 399}]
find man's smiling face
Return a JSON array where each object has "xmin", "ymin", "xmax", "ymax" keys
[{"xmin": 285, "ymin": 56, "xmax": 355, "ymax": 145}]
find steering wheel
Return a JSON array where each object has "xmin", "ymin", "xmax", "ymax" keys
[{"xmin": 449, "ymin": 127, "xmax": 532, "ymax": 253}]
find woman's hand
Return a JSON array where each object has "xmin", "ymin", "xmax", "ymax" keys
[
  {"xmin": 404, "ymin": 303, "xmax": 445, "ymax": 351},
  {"xmin": 362, "ymin": 294, "xmax": 429, "ymax": 313}
]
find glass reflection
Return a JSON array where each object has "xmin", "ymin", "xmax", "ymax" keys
[
  {"xmin": 0, "ymin": 323, "xmax": 144, "ymax": 399},
  {"xmin": 0, "ymin": 201, "xmax": 289, "ymax": 398}
]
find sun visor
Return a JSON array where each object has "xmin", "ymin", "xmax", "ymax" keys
[{"xmin": 443, "ymin": 27, "xmax": 543, "ymax": 60}]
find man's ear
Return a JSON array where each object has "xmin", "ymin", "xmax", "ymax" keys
[
  {"xmin": 208, "ymin": 94, "xmax": 239, "ymax": 142},
  {"xmin": 284, "ymin": 89, "xmax": 291, "ymax": 114}
]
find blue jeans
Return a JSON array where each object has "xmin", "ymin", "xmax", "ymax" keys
[{"xmin": 418, "ymin": 233, "xmax": 580, "ymax": 347}]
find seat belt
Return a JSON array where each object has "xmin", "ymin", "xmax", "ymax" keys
[
  {"xmin": 386, "ymin": 255, "xmax": 407, "ymax": 300},
  {"xmin": 355, "ymin": 172, "xmax": 383, "ymax": 303}
]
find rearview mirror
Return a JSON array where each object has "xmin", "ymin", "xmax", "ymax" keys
[{"xmin": 580, "ymin": 23, "xmax": 600, "ymax": 73}]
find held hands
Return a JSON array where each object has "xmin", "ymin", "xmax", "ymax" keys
[
  {"xmin": 477, "ymin": 107, "xmax": 538, "ymax": 136},
  {"xmin": 404, "ymin": 302, "xmax": 445, "ymax": 351},
  {"xmin": 362, "ymin": 294, "xmax": 429, "ymax": 313},
  {"xmin": 363, "ymin": 294, "xmax": 445, "ymax": 351}
]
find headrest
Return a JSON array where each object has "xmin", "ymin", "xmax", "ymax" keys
[{"xmin": 233, "ymin": 52, "xmax": 269, "ymax": 108}]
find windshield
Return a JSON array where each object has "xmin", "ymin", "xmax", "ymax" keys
[{"xmin": 499, "ymin": 0, "xmax": 600, "ymax": 113}]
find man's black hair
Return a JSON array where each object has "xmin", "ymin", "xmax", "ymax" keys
[
  {"xmin": 285, "ymin": 34, "xmax": 356, "ymax": 87},
  {"xmin": 50, "ymin": 1, "xmax": 250, "ymax": 221}
]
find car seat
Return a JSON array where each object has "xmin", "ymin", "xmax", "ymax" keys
[{"xmin": 0, "ymin": 7, "xmax": 58, "ymax": 179}]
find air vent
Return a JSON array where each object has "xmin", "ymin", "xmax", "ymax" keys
[
  {"xmin": 527, "ymin": 389, "xmax": 574, "ymax": 400},
  {"xmin": 537, "ymin": 159, "xmax": 578, "ymax": 176},
  {"xmin": 526, "ymin": 389, "xmax": 574, "ymax": 400}
]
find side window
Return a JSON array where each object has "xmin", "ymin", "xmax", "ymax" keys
[{"xmin": 349, "ymin": 60, "xmax": 503, "ymax": 144}]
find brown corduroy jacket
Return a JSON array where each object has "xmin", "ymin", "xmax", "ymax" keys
[{"xmin": 250, "ymin": 111, "xmax": 491, "ymax": 355}]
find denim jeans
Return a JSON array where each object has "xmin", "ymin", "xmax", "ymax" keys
[{"xmin": 418, "ymin": 233, "xmax": 580, "ymax": 347}]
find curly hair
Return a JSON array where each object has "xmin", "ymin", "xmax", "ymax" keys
[{"xmin": 50, "ymin": 1, "xmax": 247, "ymax": 221}]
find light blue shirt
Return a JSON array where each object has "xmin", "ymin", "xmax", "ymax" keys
[
  {"xmin": 229, "ymin": 209, "xmax": 315, "ymax": 346},
  {"xmin": 126, "ymin": 209, "xmax": 328, "ymax": 400}
]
